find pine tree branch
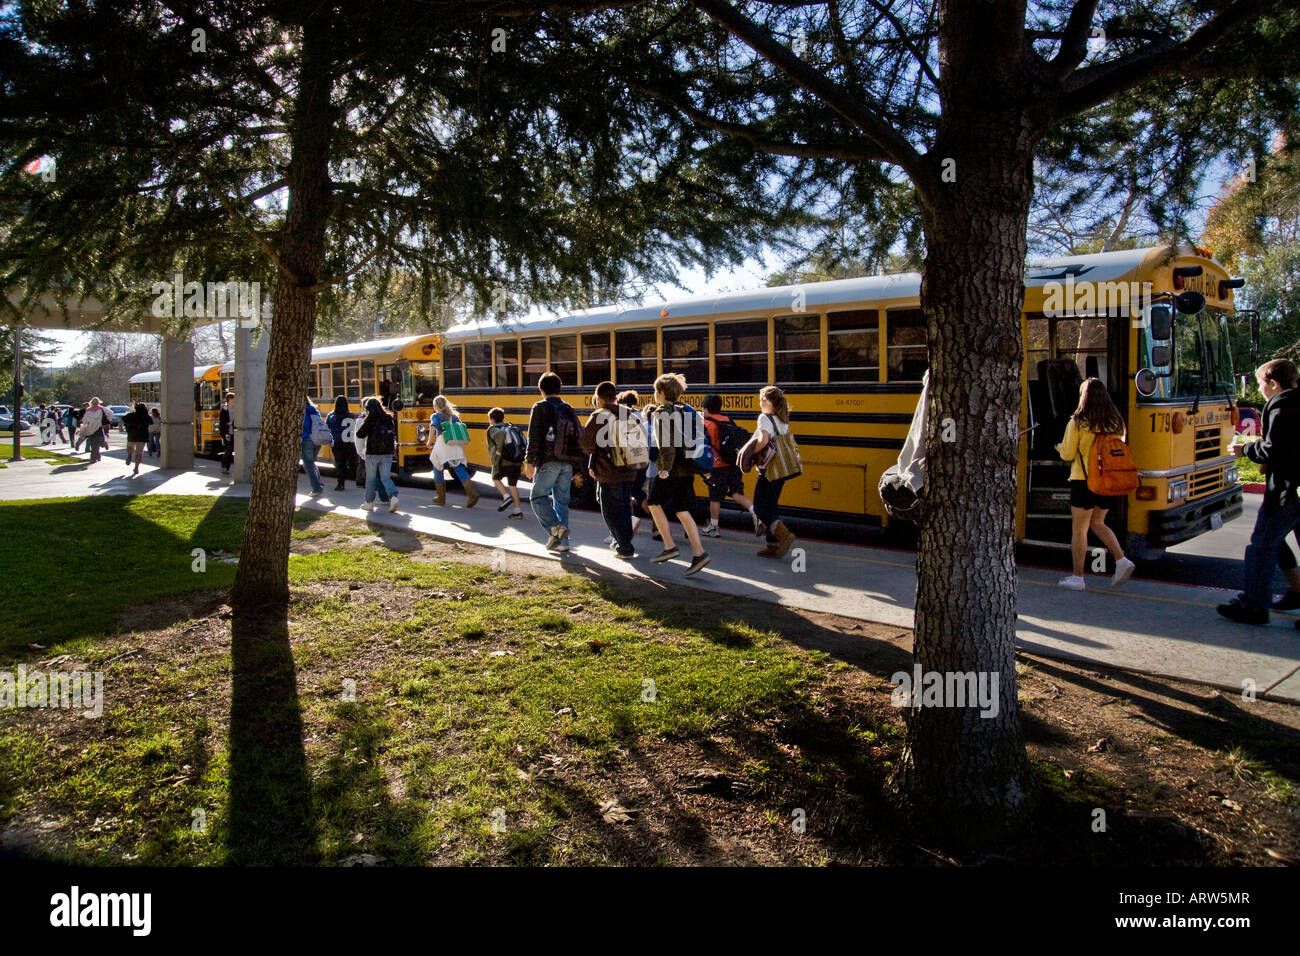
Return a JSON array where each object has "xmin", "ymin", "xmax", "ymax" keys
[
  {"xmin": 626, "ymin": 80, "xmax": 887, "ymax": 161},
  {"xmin": 1057, "ymin": 0, "xmax": 1278, "ymax": 117},
  {"xmin": 687, "ymin": 0, "xmax": 933, "ymax": 198},
  {"xmin": 1047, "ymin": 0, "xmax": 1100, "ymax": 80}
]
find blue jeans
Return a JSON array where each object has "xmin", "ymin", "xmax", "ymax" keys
[
  {"xmin": 1243, "ymin": 495, "xmax": 1300, "ymax": 609},
  {"xmin": 436, "ymin": 462, "xmax": 472, "ymax": 485},
  {"xmin": 301, "ymin": 437, "xmax": 323, "ymax": 493},
  {"xmin": 365, "ymin": 454, "xmax": 397, "ymax": 503},
  {"xmin": 530, "ymin": 460, "xmax": 572, "ymax": 532},
  {"xmin": 598, "ymin": 480, "xmax": 635, "ymax": 555}
]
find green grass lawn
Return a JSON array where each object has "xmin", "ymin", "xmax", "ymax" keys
[
  {"xmin": 0, "ymin": 441, "xmax": 83, "ymax": 467},
  {"xmin": 2, "ymin": 497, "xmax": 1296, "ymax": 866}
]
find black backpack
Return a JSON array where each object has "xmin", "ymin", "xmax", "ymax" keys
[
  {"xmin": 501, "ymin": 423, "xmax": 527, "ymax": 463},
  {"xmin": 547, "ymin": 401, "xmax": 583, "ymax": 463},
  {"xmin": 717, "ymin": 417, "xmax": 750, "ymax": 466},
  {"xmin": 371, "ymin": 413, "xmax": 396, "ymax": 455}
]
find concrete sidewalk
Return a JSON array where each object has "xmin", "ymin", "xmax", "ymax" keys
[{"xmin": 4, "ymin": 436, "xmax": 1299, "ymax": 704}]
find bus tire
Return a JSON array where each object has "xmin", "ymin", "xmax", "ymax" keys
[{"xmin": 1122, "ymin": 532, "xmax": 1165, "ymax": 562}]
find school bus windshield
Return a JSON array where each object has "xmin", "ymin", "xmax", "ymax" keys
[{"xmin": 1142, "ymin": 307, "xmax": 1235, "ymax": 402}]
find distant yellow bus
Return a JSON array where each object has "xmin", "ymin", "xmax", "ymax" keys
[
  {"xmin": 127, "ymin": 364, "xmax": 223, "ymax": 455},
  {"xmin": 435, "ymin": 245, "xmax": 1243, "ymax": 556}
]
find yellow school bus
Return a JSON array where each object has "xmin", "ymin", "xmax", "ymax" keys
[
  {"xmin": 438, "ymin": 244, "xmax": 1242, "ymax": 556},
  {"xmin": 127, "ymin": 364, "xmax": 224, "ymax": 455},
  {"xmin": 304, "ymin": 334, "xmax": 443, "ymax": 471}
]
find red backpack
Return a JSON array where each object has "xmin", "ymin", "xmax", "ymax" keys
[{"xmin": 1088, "ymin": 433, "xmax": 1140, "ymax": 496}]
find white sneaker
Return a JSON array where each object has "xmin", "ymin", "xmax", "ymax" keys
[
  {"xmin": 1058, "ymin": 575, "xmax": 1086, "ymax": 590},
  {"xmin": 1111, "ymin": 557, "xmax": 1135, "ymax": 587},
  {"xmin": 701, "ymin": 522, "xmax": 720, "ymax": 538},
  {"xmin": 389, "ymin": 495, "xmax": 399, "ymax": 514},
  {"xmin": 604, "ymin": 535, "xmax": 615, "ymax": 546},
  {"xmin": 362, "ymin": 501, "xmax": 373, "ymax": 512}
]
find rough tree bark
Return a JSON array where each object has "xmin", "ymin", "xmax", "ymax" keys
[
  {"xmin": 231, "ymin": 20, "xmax": 335, "ymax": 619},
  {"xmin": 898, "ymin": 4, "xmax": 1048, "ymax": 835}
]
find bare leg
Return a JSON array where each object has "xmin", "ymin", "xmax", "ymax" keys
[
  {"xmin": 648, "ymin": 504, "xmax": 675, "ymax": 546},
  {"xmin": 677, "ymin": 510, "xmax": 705, "ymax": 556},
  {"xmin": 1070, "ymin": 506, "xmax": 1091, "ymax": 577},
  {"xmin": 1088, "ymin": 508, "xmax": 1125, "ymax": 561}
]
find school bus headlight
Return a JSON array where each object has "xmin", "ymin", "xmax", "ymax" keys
[
  {"xmin": 416, "ymin": 422, "xmax": 429, "ymax": 443},
  {"xmin": 1136, "ymin": 485, "xmax": 1157, "ymax": 501},
  {"xmin": 1168, "ymin": 479, "xmax": 1189, "ymax": 502},
  {"xmin": 1225, "ymin": 465, "xmax": 1239, "ymax": 485}
]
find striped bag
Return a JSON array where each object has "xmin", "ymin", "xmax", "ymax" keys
[{"xmin": 759, "ymin": 414, "xmax": 802, "ymax": 482}]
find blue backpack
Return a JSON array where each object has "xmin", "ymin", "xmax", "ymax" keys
[
  {"xmin": 672, "ymin": 403, "xmax": 714, "ymax": 474},
  {"xmin": 501, "ymin": 423, "xmax": 527, "ymax": 463}
]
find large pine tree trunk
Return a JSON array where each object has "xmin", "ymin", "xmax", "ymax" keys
[
  {"xmin": 231, "ymin": 26, "xmax": 334, "ymax": 618},
  {"xmin": 897, "ymin": 3, "xmax": 1046, "ymax": 837}
]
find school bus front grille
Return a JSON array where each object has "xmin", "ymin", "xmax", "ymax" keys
[
  {"xmin": 1188, "ymin": 465, "xmax": 1224, "ymax": 500},
  {"xmin": 1194, "ymin": 427, "xmax": 1221, "ymax": 461}
]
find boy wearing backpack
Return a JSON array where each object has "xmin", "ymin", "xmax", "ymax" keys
[
  {"xmin": 646, "ymin": 373, "xmax": 711, "ymax": 575},
  {"xmin": 486, "ymin": 406, "xmax": 526, "ymax": 519},
  {"xmin": 700, "ymin": 394, "xmax": 762, "ymax": 538},
  {"xmin": 581, "ymin": 381, "xmax": 644, "ymax": 559},
  {"xmin": 525, "ymin": 372, "xmax": 584, "ymax": 552}
]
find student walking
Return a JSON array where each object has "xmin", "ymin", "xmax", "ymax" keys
[
  {"xmin": 121, "ymin": 402, "xmax": 150, "ymax": 477},
  {"xmin": 1218, "ymin": 359, "xmax": 1300, "ymax": 625},
  {"xmin": 486, "ymin": 406, "xmax": 526, "ymax": 518},
  {"xmin": 428, "ymin": 395, "xmax": 480, "ymax": 507},
  {"xmin": 63, "ymin": 405, "xmax": 78, "ymax": 448},
  {"xmin": 147, "ymin": 408, "xmax": 162, "ymax": 457},
  {"xmin": 525, "ymin": 372, "xmax": 584, "ymax": 552},
  {"xmin": 618, "ymin": 390, "xmax": 651, "ymax": 536},
  {"xmin": 645, "ymin": 374, "xmax": 711, "ymax": 575},
  {"xmin": 78, "ymin": 399, "xmax": 108, "ymax": 463},
  {"xmin": 699, "ymin": 394, "xmax": 762, "ymax": 537},
  {"xmin": 326, "ymin": 395, "xmax": 358, "ymax": 491},
  {"xmin": 744, "ymin": 386, "xmax": 801, "ymax": 558},
  {"xmin": 581, "ymin": 381, "xmax": 643, "ymax": 559},
  {"xmin": 1054, "ymin": 378, "xmax": 1136, "ymax": 590},
  {"xmin": 356, "ymin": 398, "xmax": 400, "ymax": 513},
  {"xmin": 301, "ymin": 400, "xmax": 327, "ymax": 496},
  {"xmin": 218, "ymin": 391, "xmax": 236, "ymax": 475}
]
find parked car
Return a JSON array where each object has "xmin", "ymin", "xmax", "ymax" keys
[
  {"xmin": 0, "ymin": 416, "xmax": 37, "ymax": 435},
  {"xmin": 106, "ymin": 405, "xmax": 131, "ymax": 429}
]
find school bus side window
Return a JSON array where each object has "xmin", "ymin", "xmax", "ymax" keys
[
  {"xmin": 495, "ymin": 339, "xmax": 519, "ymax": 388},
  {"xmin": 444, "ymin": 344, "xmax": 464, "ymax": 389},
  {"xmin": 581, "ymin": 332, "xmax": 612, "ymax": 386},
  {"xmin": 360, "ymin": 360, "xmax": 375, "ymax": 398},
  {"xmin": 887, "ymin": 309, "xmax": 928, "ymax": 382},
  {"xmin": 522, "ymin": 338, "xmax": 547, "ymax": 388},
  {"xmin": 662, "ymin": 324, "xmax": 709, "ymax": 382},
  {"xmin": 332, "ymin": 362, "xmax": 346, "ymax": 399},
  {"xmin": 465, "ymin": 343, "xmax": 492, "ymax": 389},
  {"xmin": 616, "ymin": 328, "xmax": 657, "ymax": 385},
  {"xmin": 775, "ymin": 314, "xmax": 820, "ymax": 383},
  {"xmin": 551, "ymin": 334, "xmax": 578, "ymax": 386},
  {"xmin": 828, "ymin": 310, "xmax": 879, "ymax": 382},
  {"xmin": 715, "ymin": 319, "xmax": 767, "ymax": 384},
  {"xmin": 346, "ymin": 360, "xmax": 361, "ymax": 400}
]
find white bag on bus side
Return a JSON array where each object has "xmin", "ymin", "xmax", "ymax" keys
[{"xmin": 878, "ymin": 370, "xmax": 929, "ymax": 521}]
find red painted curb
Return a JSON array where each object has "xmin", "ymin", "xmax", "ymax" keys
[{"xmin": 1243, "ymin": 483, "xmax": 1264, "ymax": 494}]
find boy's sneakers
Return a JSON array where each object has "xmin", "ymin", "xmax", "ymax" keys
[
  {"xmin": 651, "ymin": 546, "xmax": 679, "ymax": 564},
  {"xmin": 685, "ymin": 552, "xmax": 711, "ymax": 576},
  {"xmin": 362, "ymin": 501, "xmax": 373, "ymax": 512},
  {"xmin": 700, "ymin": 522, "xmax": 720, "ymax": 538},
  {"xmin": 547, "ymin": 526, "xmax": 570, "ymax": 552},
  {"xmin": 604, "ymin": 535, "xmax": 616, "ymax": 547},
  {"xmin": 498, "ymin": 499, "xmax": 512, "ymax": 512},
  {"xmin": 389, "ymin": 495, "xmax": 400, "ymax": 514},
  {"xmin": 615, "ymin": 550, "xmax": 636, "ymax": 561},
  {"xmin": 1110, "ymin": 557, "xmax": 1135, "ymax": 587},
  {"xmin": 1216, "ymin": 596, "xmax": 1267, "ymax": 625},
  {"xmin": 508, "ymin": 511, "xmax": 524, "ymax": 519},
  {"xmin": 1057, "ymin": 575, "xmax": 1086, "ymax": 590}
]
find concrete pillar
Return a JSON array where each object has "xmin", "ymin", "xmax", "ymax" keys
[
  {"xmin": 160, "ymin": 337, "xmax": 195, "ymax": 470},
  {"xmin": 233, "ymin": 322, "xmax": 269, "ymax": 483}
]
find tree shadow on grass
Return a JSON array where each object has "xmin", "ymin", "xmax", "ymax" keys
[{"xmin": 226, "ymin": 610, "xmax": 318, "ymax": 865}]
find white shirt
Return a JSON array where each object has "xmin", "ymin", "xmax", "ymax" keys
[{"xmin": 756, "ymin": 413, "xmax": 789, "ymax": 439}]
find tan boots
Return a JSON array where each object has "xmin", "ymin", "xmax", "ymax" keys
[
  {"xmin": 434, "ymin": 484, "xmax": 446, "ymax": 506},
  {"xmin": 758, "ymin": 523, "xmax": 796, "ymax": 558},
  {"xmin": 466, "ymin": 484, "xmax": 480, "ymax": 508}
]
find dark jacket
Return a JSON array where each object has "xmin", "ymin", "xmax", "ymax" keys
[
  {"xmin": 526, "ymin": 395, "xmax": 581, "ymax": 466},
  {"xmin": 122, "ymin": 409, "xmax": 150, "ymax": 444},
  {"xmin": 326, "ymin": 410, "xmax": 354, "ymax": 447},
  {"xmin": 1244, "ymin": 388, "xmax": 1300, "ymax": 510},
  {"xmin": 355, "ymin": 404, "xmax": 395, "ymax": 456},
  {"xmin": 649, "ymin": 403, "xmax": 697, "ymax": 477},
  {"xmin": 580, "ymin": 405, "xmax": 638, "ymax": 485},
  {"xmin": 219, "ymin": 406, "xmax": 233, "ymax": 440}
]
